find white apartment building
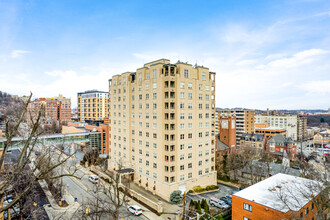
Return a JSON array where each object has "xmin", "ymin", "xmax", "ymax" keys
[
  {"xmin": 255, "ymin": 114, "xmax": 307, "ymax": 141},
  {"xmin": 108, "ymin": 59, "xmax": 217, "ymax": 200}
]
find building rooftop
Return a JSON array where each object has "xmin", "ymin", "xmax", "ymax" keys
[
  {"xmin": 233, "ymin": 173, "xmax": 322, "ymax": 213},
  {"xmin": 216, "ymin": 134, "xmax": 230, "ymax": 151},
  {"xmin": 256, "ymin": 126, "xmax": 286, "ymax": 131},
  {"xmin": 241, "ymin": 133, "xmax": 265, "ymax": 142},
  {"xmin": 240, "ymin": 161, "xmax": 300, "ymax": 178},
  {"xmin": 77, "ymin": 90, "xmax": 108, "ymax": 95}
]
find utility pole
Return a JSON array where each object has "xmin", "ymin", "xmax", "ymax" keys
[{"xmin": 182, "ymin": 192, "xmax": 186, "ymax": 220}]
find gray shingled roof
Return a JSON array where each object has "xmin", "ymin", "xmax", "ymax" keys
[
  {"xmin": 241, "ymin": 160, "xmax": 300, "ymax": 177},
  {"xmin": 216, "ymin": 134, "xmax": 230, "ymax": 151},
  {"xmin": 268, "ymin": 134, "xmax": 294, "ymax": 146},
  {"xmin": 241, "ymin": 133, "xmax": 265, "ymax": 142}
]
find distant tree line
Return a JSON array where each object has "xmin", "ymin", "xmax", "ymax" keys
[{"xmin": 307, "ymin": 115, "xmax": 330, "ymax": 127}]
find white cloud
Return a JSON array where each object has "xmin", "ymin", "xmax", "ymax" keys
[
  {"xmin": 299, "ymin": 80, "xmax": 330, "ymax": 95},
  {"xmin": 10, "ymin": 50, "xmax": 31, "ymax": 58},
  {"xmin": 268, "ymin": 49, "xmax": 329, "ymax": 68}
]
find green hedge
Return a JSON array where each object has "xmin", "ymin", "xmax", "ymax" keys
[{"xmin": 192, "ymin": 185, "xmax": 219, "ymax": 193}]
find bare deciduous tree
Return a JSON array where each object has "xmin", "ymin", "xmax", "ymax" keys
[
  {"xmin": 0, "ymin": 93, "xmax": 77, "ymax": 216},
  {"xmin": 74, "ymin": 162, "xmax": 131, "ymax": 220}
]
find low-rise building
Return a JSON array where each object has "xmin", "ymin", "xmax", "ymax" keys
[
  {"xmin": 236, "ymin": 161, "xmax": 300, "ymax": 185},
  {"xmin": 255, "ymin": 123, "xmax": 286, "ymax": 139},
  {"xmin": 240, "ymin": 133, "xmax": 265, "ymax": 150},
  {"xmin": 267, "ymin": 134, "xmax": 296, "ymax": 158},
  {"xmin": 62, "ymin": 122, "xmax": 109, "ymax": 155},
  {"xmin": 313, "ymin": 130, "xmax": 330, "ymax": 147},
  {"xmin": 232, "ymin": 173, "xmax": 328, "ymax": 220}
]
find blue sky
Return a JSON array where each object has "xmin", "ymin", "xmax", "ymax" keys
[{"xmin": 0, "ymin": 0, "xmax": 329, "ymax": 109}]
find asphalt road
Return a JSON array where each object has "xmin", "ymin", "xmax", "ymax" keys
[{"xmin": 55, "ymin": 152, "xmax": 148, "ymax": 220}]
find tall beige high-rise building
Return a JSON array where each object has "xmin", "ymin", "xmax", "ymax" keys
[
  {"xmin": 77, "ymin": 90, "xmax": 109, "ymax": 123},
  {"xmin": 108, "ymin": 59, "xmax": 217, "ymax": 200}
]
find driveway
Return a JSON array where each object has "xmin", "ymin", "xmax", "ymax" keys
[{"xmin": 186, "ymin": 183, "xmax": 238, "ymax": 203}]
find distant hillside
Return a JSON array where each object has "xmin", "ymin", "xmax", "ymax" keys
[
  {"xmin": 0, "ymin": 91, "xmax": 24, "ymax": 122},
  {"xmin": 0, "ymin": 91, "xmax": 21, "ymax": 107},
  {"xmin": 307, "ymin": 115, "xmax": 330, "ymax": 127}
]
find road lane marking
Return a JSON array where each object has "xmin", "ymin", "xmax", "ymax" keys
[{"xmin": 64, "ymin": 168, "xmax": 89, "ymax": 191}]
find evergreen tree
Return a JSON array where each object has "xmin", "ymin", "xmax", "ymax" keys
[{"xmin": 196, "ymin": 200, "xmax": 202, "ymax": 214}]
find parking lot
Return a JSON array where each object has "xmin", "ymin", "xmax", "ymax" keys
[{"xmin": 186, "ymin": 183, "xmax": 238, "ymax": 205}]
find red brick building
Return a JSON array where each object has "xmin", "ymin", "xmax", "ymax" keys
[
  {"xmin": 28, "ymin": 94, "xmax": 71, "ymax": 124},
  {"xmin": 232, "ymin": 173, "xmax": 328, "ymax": 220},
  {"xmin": 267, "ymin": 134, "xmax": 297, "ymax": 158}
]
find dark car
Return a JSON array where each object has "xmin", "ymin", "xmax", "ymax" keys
[
  {"xmin": 219, "ymin": 197, "xmax": 232, "ymax": 206},
  {"xmin": 225, "ymin": 195, "xmax": 232, "ymax": 201}
]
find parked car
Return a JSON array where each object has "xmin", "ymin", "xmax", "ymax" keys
[
  {"xmin": 127, "ymin": 205, "xmax": 143, "ymax": 216},
  {"xmin": 209, "ymin": 197, "xmax": 230, "ymax": 209},
  {"xmin": 225, "ymin": 195, "xmax": 232, "ymax": 200},
  {"xmin": 220, "ymin": 197, "xmax": 232, "ymax": 206},
  {"xmin": 88, "ymin": 175, "xmax": 99, "ymax": 184}
]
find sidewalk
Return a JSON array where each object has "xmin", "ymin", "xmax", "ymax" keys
[
  {"xmin": 77, "ymin": 165, "xmax": 167, "ymax": 220},
  {"xmin": 39, "ymin": 178, "xmax": 80, "ymax": 219},
  {"xmin": 129, "ymin": 182, "xmax": 181, "ymax": 220}
]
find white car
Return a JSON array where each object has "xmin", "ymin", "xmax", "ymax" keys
[
  {"xmin": 209, "ymin": 197, "xmax": 230, "ymax": 209},
  {"xmin": 88, "ymin": 175, "xmax": 99, "ymax": 184},
  {"xmin": 127, "ymin": 205, "xmax": 143, "ymax": 216}
]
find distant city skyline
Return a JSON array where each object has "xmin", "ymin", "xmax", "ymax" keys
[{"xmin": 0, "ymin": 0, "xmax": 329, "ymax": 109}]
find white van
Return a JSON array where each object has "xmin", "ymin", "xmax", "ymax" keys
[{"xmin": 88, "ymin": 175, "xmax": 99, "ymax": 184}]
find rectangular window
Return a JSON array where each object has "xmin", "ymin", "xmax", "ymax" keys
[
  {"xmin": 180, "ymin": 113, "xmax": 185, "ymax": 119},
  {"xmin": 180, "ymin": 82, "xmax": 185, "ymax": 88},
  {"xmin": 180, "ymin": 92, "xmax": 185, "ymax": 99},
  {"xmin": 153, "ymin": 69, "xmax": 157, "ymax": 78},
  {"xmin": 243, "ymin": 203, "xmax": 252, "ymax": 212},
  {"xmin": 188, "ymin": 93, "xmax": 192, "ymax": 99},
  {"xmin": 180, "ymin": 123, "xmax": 185, "ymax": 129},
  {"xmin": 202, "ymin": 72, "xmax": 206, "ymax": 81},
  {"xmin": 184, "ymin": 69, "xmax": 188, "ymax": 78}
]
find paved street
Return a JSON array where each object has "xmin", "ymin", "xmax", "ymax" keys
[{"xmin": 52, "ymin": 148, "xmax": 149, "ymax": 220}]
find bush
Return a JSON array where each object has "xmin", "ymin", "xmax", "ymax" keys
[
  {"xmin": 193, "ymin": 185, "xmax": 204, "ymax": 193},
  {"xmin": 169, "ymin": 190, "xmax": 183, "ymax": 204},
  {"xmin": 188, "ymin": 190, "xmax": 194, "ymax": 194},
  {"xmin": 209, "ymin": 185, "xmax": 219, "ymax": 190}
]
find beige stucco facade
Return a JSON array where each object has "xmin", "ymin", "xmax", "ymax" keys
[{"xmin": 108, "ymin": 59, "xmax": 217, "ymax": 200}]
